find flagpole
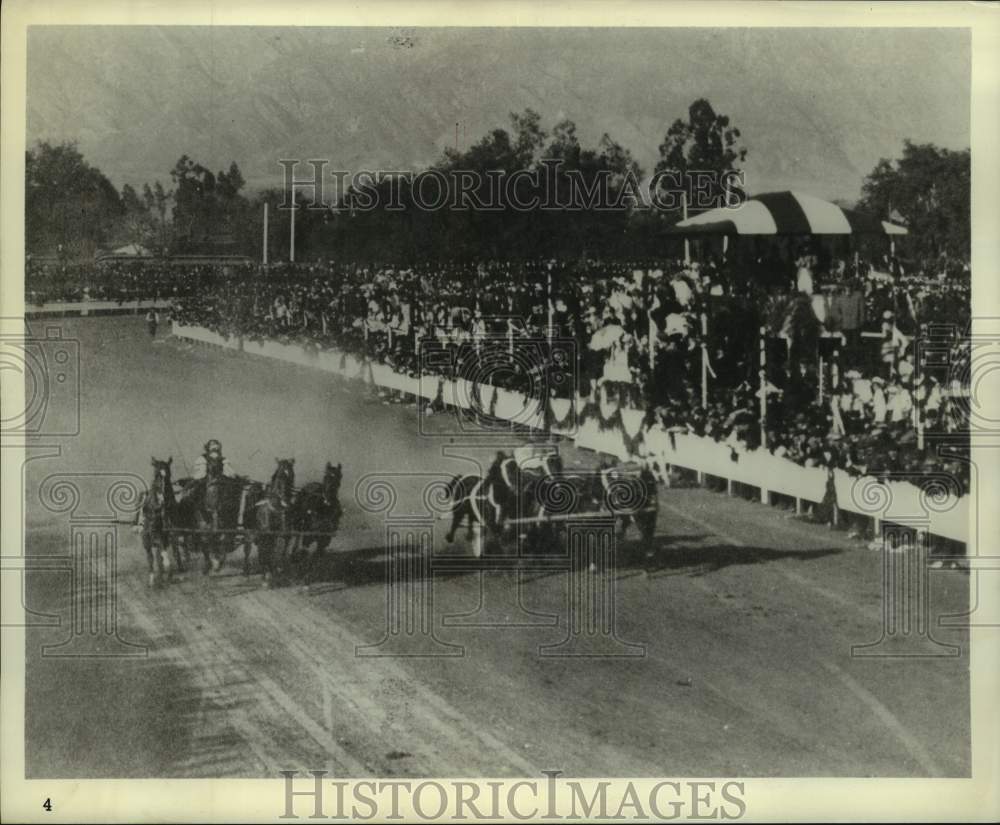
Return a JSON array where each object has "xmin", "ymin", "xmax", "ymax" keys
[
  {"xmin": 700, "ymin": 312, "xmax": 709, "ymax": 408},
  {"xmin": 818, "ymin": 353, "xmax": 825, "ymax": 404},
  {"xmin": 831, "ymin": 395, "xmax": 845, "ymax": 436},
  {"xmin": 262, "ymin": 202, "xmax": 269, "ymax": 266},
  {"xmin": 683, "ymin": 191, "xmax": 691, "ymax": 265},
  {"xmin": 759, "ymin": 326, "xmax": 767, "ymax": 450},
  {"xmin": 290, "ymin": 194, "xmax": 296, "ymax": 263},
  {"xmin": 547, "ymin": 265, "xmax": 553, "ymax": 345},
  {"xmin": 915, "ymin": 330, "xmax": 924, "ymax": 452},
  {"xmin": 888, "ymin": 199, "xmax": 896, "ymax": 259},
  {"xmin": 648, "ymin": 307, "xmax": 656, "ymax": 374}
]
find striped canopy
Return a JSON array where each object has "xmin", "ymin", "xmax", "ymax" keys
[{"xmin": 671, "ymin": 191, "xmax": 908, "ymax": 236}]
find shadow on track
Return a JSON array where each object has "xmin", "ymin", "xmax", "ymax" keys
[{"xmin": 254, "ymin": 533, "xmax": 844, "ymax": 591}]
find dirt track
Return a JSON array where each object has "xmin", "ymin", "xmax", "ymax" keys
[{"xmin": 24, "ymin": 317, "xmax": 970, "ymax": 778}]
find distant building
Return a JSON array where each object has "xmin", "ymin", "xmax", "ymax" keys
[{"xmin": 95, "ymin": 243, "xmax": 154, "ymax": 262}]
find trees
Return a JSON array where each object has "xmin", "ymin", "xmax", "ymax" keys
[
  {"xmin": 314, "ymin": 109, "xmax": 649, "ymax": 262},
  {"xmin": 169, "ymin": 156, "xmax": 249, "ymax": 253},
  {"xmin": 23, "ymin": 99, "xmax": 752, "ymax": 263},
  {"xmin": 536, "ymin": 121, "xmax": 644, "ymax": 258},
  {"xmin": 859, "ymin": 141, "xmax": 970, "ymax": 262},
  {"xmin": 25, "ymin": 141, "xmax": 123, "ymax": 257},
  {"xmin": 143, "ymin": 181, "xmax": 173, "ymax": 254},
  {"xmin": 653, "ymin": 98, "xmax": 747, "ymax": 218},
  {"xmin": 119, "ymin": 183, "xmax": 156, "ymax": 247}
]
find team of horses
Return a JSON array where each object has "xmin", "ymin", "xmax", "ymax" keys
[
  {"xmin": 443, "ymin": 450, "xmax": 659, "ymax": 556},
  {"xmin": 140, "ymin": 447, "xmax": 657, "ymax": 588},
  {"xmin": 139, "ymin": 456, "xmax": 342, "ymax": 588}
]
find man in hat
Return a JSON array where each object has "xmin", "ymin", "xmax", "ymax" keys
[{"xmin": 192, "ymin": 439, "xmax": 237, "ymax": 480}]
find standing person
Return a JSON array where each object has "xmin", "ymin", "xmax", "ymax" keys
[
  {"xmin": 795, "ymin": 254, "xmax": 815, "ymax": 296},
  {"xmin": 145, "ymin": 309, "xmax": 158, "ymax": 338},
  {"xmin": 838, "ymin": 278, "xmax": 866, "ymax": 364}
]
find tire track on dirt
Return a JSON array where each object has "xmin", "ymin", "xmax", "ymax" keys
[
  {"xmin": 118, "ymin": 576, "xmax": 300, "ymax": 776},
  {"xmin": 122, "ymin": 574, "xmax": 371, "ymax": 776},
  {"xmin": 163, "ymin": 577, "xmax": 374, "ymax": 776},
  {"xmin": 244, "ymin": 593, "xmax": 463, "ymax": 776},
  {"xmin": 817, "ymin": 657, "xmax": 941, "ymax": 775},
  {"xmin": 650, "ymin": 504, "xmax": 948, "ymax": 775},
  {"xmin": 240, "ymin": 586, "xmax": 540, "ymax": 776}
]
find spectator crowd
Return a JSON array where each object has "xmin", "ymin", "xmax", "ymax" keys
[{"xmin": 27, "ymin": 251, "xmax": 972, "ymax": 496}]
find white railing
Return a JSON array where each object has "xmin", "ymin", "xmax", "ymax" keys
[
  {"xmin": 26, "ymin": 299, "xmax": 175, "ymax": 316},
  {"xmin": 171, "ymin": 323, "xmax": 970, "ymax": 545}
]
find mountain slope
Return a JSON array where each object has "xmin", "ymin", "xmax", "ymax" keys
[{"xmin": 26, "ymin": 26, "xmax": 970, "ymax": 204}]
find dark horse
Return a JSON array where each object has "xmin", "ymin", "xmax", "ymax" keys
[
  {"xmin": 489, "ymin": 449, "xmax": 570, "ymax": 551},
  {"xmin": 588, "ymin": 460, "xmax": 659, "ymax": 551},
  {"xmin": 444, "ymin": 455, "xmax": 505, "ymax": 555},
  {"xmin": 289, "ymin": 462, "xmax": 343, "ymax": 582},
  {"xmin": 139, "ymin": 456, "xmax": 181, "ymax": 587},
  {"xmin": 175, "ymin": 455, "xmax": 245, "ymax": 574},
  {"xmin": 491, "ymin": 452, "xmax": 658, "ymax": 554},
  {"xmin": 243, "ymin": 458, "xmax": 296, "ymax": 587}
]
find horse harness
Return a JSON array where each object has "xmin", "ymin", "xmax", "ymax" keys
[{"xmin": 455, "ymin": 477, "xmax": 501, "ymax": 526}]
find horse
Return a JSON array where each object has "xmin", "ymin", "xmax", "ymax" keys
[
  {"xmin": 490, "ymin": 449, "xmax": 573, "ymax": 550},
  {"xmin": 444, "ymin": 456, "xmax": 505, "ymax": 555},
  {"xmin": 492, "ymin": 451, "xmax": 658, "ymax": 554},
  {"xmin": 139, "ymin": 456, "xmax": 181, "ymax": 587},
  {"xmin": 289, "ymin": 462, "xmax": 343, "ymax": 582},
  {"xmin": 589, "ymin": 460, "xmax": 659, "ymax": 551},
  {"xmin": 244, "ymin": 458, "xmax": 296, "ymax": 587},
  {"xmin": 174, "ymin": 455, "xmax": 246, "ymax": 574}
]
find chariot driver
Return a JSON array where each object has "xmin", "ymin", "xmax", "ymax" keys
[{"xmin": 192, "ymin": 439, "xmax": 237, "ymax": 480}]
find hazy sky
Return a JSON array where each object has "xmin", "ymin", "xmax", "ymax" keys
[{"xmin": 26, "ymin": 26, "xmax": 970, "ymax": 203}]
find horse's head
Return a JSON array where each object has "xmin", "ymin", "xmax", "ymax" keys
[
  {"xmin": 270, "ymin": 458, "xmax": 296, "ymax": 506},
  {"xmin": 323, "ymin": 462, "xmax": 343, "ymax": 503},
  {"xmin": 486, "ymin": 453, "xmax": 507, "ymax": 487},
  {"xmin": 150, "ymin": 456, "xmax": 173, "ymax": 494}
]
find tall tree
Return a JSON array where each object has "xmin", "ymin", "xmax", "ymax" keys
[
  {"xmin": 119, "ymin": 183, "xmax": 155, "ymax": 246},
  {"xmin": 169, "ymin": 156, "xmax": 248, "ymax": 252},
  {"xmin": 142, "ymin": 181, "xmax": 173, "ymax": 253},
  {"xmin": 653, "ymin": 98, "xmax": 747, "ymax": 218},
  {"xmin": 859, "ymin": 141, "xmax": 970, "ymax": 262}
]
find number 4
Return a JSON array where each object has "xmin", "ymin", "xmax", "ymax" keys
[{"xmin": 43, "ymin": 798, "xmax": 52, "ymax": 812}]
